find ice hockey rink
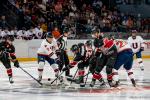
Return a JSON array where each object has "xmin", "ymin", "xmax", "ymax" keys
[{"xmin": 0, "ymin": 59, "xmax": 150, "ymax": 100}]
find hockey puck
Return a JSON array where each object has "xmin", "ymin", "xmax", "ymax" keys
[{"xmin": 48, "ymin": 78, "xmax": 51, "ymax": 81}]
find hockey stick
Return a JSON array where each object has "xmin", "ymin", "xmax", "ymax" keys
[
  {"xmin": 70, "ymin": 68, "xmax": 78, "ymax": 85},
  {"xmin": 69, "ymin": 60, "xmax": 83, "ymax": 84},
  {"xmin": 19, "ymin": 66, "xmax": 43, "ymax": 85},
  {"xmin": 67, "ymin": 71, "xmax": 91, "ymax": 84},
  {"xmin": 50, "ymin": 71, "xmax": 64, "ymax": 85},
  {"xmin": 84, "ymin": 68, "xmax": 90, "ymax": 86}
]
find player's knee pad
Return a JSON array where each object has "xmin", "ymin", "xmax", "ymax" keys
[{"xmin": 38, "ymin": 61, "xmax": 45, "ymax": 70}]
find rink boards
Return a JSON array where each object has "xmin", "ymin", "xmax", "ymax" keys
[{"xmin": 13, "ymin": 39, "xmax": 150, "ymax": 61}]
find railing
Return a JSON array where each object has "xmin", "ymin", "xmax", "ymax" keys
[{"xmin": 69, "ymin": 32, "xmax": 150, "ymax": 39}]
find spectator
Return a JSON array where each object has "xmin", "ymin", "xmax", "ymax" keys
[
  {"xmin": 0, "ymin": 16, "xmax": 8, "ymax": 29},
  {"xmin": 126, "ymin": 17, "xmax": 134, "ymax": 30},
  {"xmin": 54, "ymin": 2, "xmax": 62, "ymax": 14},
  {"xmin": 52, "ymin": 27, "xmax": 61, "ymax": 39}
]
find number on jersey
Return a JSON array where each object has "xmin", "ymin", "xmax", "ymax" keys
[{"xmin": 132, "ymin": 43, "xmax": 138, "ymax": 49}]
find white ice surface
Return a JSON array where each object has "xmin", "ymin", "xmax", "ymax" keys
[{"xmin": 0, "ymin": 59, "xmax": 150, "ymax": 100}]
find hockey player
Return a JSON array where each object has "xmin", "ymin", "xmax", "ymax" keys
[
  {"xmin": 0, "ymin": 36, "xmax": 20, "ymax": 83},
  {"xmin": 56, "ymin": 28, "xmax": 72, "ymax": 77},
  {"xmin": 113, "ymin": 39, "xmax": 136, "ymax": 87},
  {"xmin": 127, "ymin": 30, "xmax": 145, "ymax": 71},
  {"xmin": 37, "ymin": 32, "xmax": 61, "ymax": 82},
  {"xmin": 63, "ymin": 40, "xmax": 93, "ymax": 87},
  {"xmin": 90, "ymin": 30, "xmax": 117, "ymax": 87}
]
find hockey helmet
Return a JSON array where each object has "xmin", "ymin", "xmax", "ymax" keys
[
  {"xmin": 71, "ymin": 44, "xmax": 79, "ymax": 52},
  {"xmin": 85, "ymin": 40, "xmax": 92, "ymax": 46},
  {"xmin": 46, "ymin": 32, "xmax": 53, "ymax": 38},
  {"xmin": 63, "ymin": 27, "xmax": 69, "ymax": 33},
  {"xmin": 92, "ymin": 28, "xmax": 99, "ymax": 34},
  {"xmin": 94, "ymin": 38, "xmax": 104, "ymax": 48}
]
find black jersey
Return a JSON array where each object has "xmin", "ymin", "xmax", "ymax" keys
[
  {"xmin": 0, "ymin": 41, "xmax": 16, "ymax": 59},
  {"xmin": 74, "ymin": 43, "xmax": 93, "ymax": 62},
  {"xmin": 57, "ymin": 35, "xmax": 67, "ymax": 50}
]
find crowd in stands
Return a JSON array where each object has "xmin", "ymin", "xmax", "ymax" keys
[{"xmin": 0, "ymin": 0, "xmax": 150, "ymax": 39}]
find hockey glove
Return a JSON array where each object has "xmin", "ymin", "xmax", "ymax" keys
[
  {"xmin": 55, "ymin": 50, "xmax": 61, "ymax": 56},
  {"xmin": 140, "ymin": 47, "xmax": 144, "ymax": 51},
  {"xmin": 62, "ymin": 65, "xmax": 71, "ymax": 71},
  {"xmin": 62, "ymin": 67, "xmax": 69, "ymax": 71},
  {"xmin": 55, "ymin": 58, "xmax": 63, "ymax": 65},
  {"xmin": 14, "ymin": 60, "xmax": 20, "ymax": 68}
]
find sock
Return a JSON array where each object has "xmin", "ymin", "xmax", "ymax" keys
[
  {"xmin": 113, "ymin": 69, "xmax": 119, "ymax": 82},
  {"xmin": 127, "ymin": 69, "xmax": 134, "ymax": 80},
  {"xmin": 7, "ymin": 68, "xmax": 12, "ymax": 77},
  {"xmin": 78, "ymin": 69, "xmax": 85, "ymax": 83},
  {"xmin": 137, "ymin": 58, "xmax": 144, "ymax": 68},
  {"xmin": 92, "ymin": 72, "xmax": 102, "ymax": 80}
]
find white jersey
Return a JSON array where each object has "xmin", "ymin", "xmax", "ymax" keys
[
  {"xmin": 34, "ymin": 27, "xmax": 43, "ymax": 39},
  {"xmin": 127, "ymin": 36, "xmax": 144, "ymax": 53},
  {"xmin": 115, "ymin": 39, "xmax": 132, "ymax": 53},
  {"xmin": 37, "ymin": 39, "xmax": 59, "ymax": 59},
  {"xmin": 10, "ymin": 30, "xmax": 15, "ymax": 36},
  {"xmin": 26, "ymin": 30, "xmax": 34, "ymax": 37},
  {"xmin": 4, "ymin": 31, "xmax": 11, "ymax": 36},
  {"xmin": 1, "ymin": 31, "xmax": 6, "ymax": 37},
  {"xmin": 17, "ymin": 30, "xmax": 27, "ymax": 39}
]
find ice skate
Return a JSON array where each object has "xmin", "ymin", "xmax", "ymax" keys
[
  {"xmin": 9, "ymin": 76, "xmax": 14, "ymax": 84},
  {"xmin": 131, "ymin": 78, "xmax": 136, "ymax": 87},
  {"xmin": 99, "ymin": 78, "xmax": 106, "ymax": 87},
  {"xmin": 38, "ymin": 76, "xmax": 42, "ymax": 82},
  {"xmin": 140, "ymin": 66, "xmax": 144, "ymax": 71},
  {"xmin": 90, "ymin": 79, "xmax": 96, "ymax": 87},
  {"xmin": 108, "ymin": 80, "xmax": 115, "ymax": 87}
]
